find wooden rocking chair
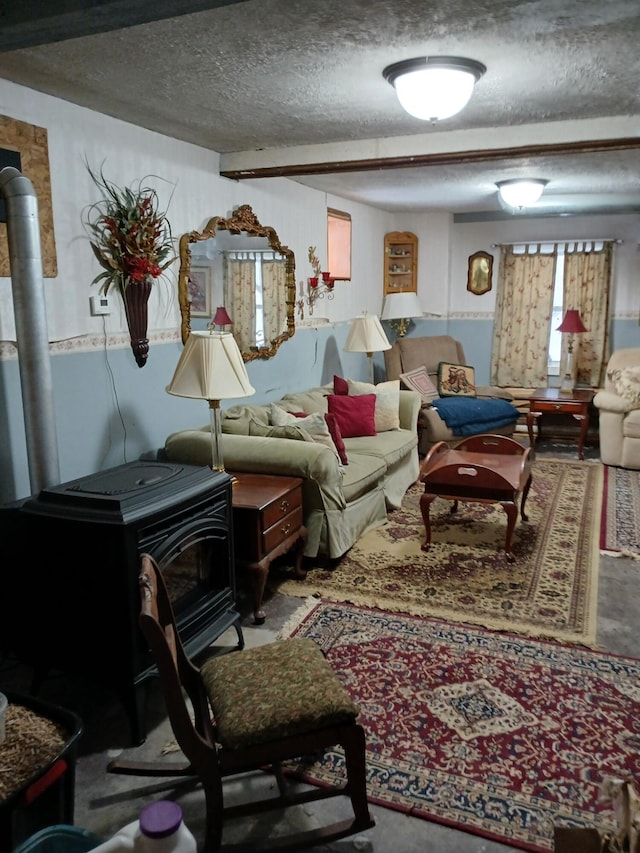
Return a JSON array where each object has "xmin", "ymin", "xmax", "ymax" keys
[{"xmin": 107, "ymin": 553, "xmax": 374, "ymax": 852}]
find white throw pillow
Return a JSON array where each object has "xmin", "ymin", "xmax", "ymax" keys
[
  {"xmin": 269, "ymin": 404, "xmax": 339, "ymax": 457},
  {"xmin": 347, "ymin": 379, "xmax": 400, "ymax": 431}
]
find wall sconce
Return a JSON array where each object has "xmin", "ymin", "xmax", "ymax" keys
[
  {"xmin": 497, "ymin": 179, "xmax": 548, "ymax": 210},
  {"xmin": 556, "ymin": 309, "xmax": 588, "ymax": 393},
  {"xmin": 383, "ymin": 56, "xmax": 486, "ymax": 122},
  {"xmin": 381, "ymin": 291, "xmax": 423, "ymax": 336},
  {"xmin": 297, "ymin": 272, "xmax": 336, "ymax": 320}
]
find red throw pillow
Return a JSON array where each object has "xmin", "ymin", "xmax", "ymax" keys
[
  {"xmin": 326, "ymin": 394, "xmax": 377, "ymax": 438},
  {"xmin": 333, "ymin": 375, "xmax": 349, "ymax": 395},
  {"xmin": 324, "ymin": 412, "xmax": 348, "ymax": 464}
]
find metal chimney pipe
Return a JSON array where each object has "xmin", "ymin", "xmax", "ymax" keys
[{"xmin": 0, "ymin": 166, "xmax": 60, "ymax": 494}]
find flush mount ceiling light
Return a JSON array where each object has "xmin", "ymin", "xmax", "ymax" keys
[
  {"xmin": 383, "ymin": 56, "xmax": 486, "ymax": 122},
  {"xmin": 496, "ymin": 179, "xmax": 549, "ymax": 209}
]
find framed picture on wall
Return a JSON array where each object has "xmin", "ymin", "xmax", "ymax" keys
[
  {"xmin": 188, "ymin": 266, "xmax": 212, "ymax": 317},
  {"xmin": 467, "ymin": 251, "xmax": 493, "ymax": 295}
]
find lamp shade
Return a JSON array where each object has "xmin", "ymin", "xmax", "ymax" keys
[
  {"xmin": 383, "ymin": 56, "xmax": 486, "ymax": 122},
  {"xmin": 381, "ymin": 291, "xmax": 423, "ymax": 321},
  {"xmin": 556, "ymin": 309, "xmax": 587, "ymax": 334},
  {"xmin": 212, "ymin": 306, "xmax": 233, "ymax": 327},
  {"xmin": 166, "ymin": 331, "xmax": 255, "ymax": 401},
  {"xmin": 344, "ymin": 315, "xmax": 391, "ymax": 354},
  {"xmin": 497, "ymin": 179, "xmax": 548, "ymax": 209}
]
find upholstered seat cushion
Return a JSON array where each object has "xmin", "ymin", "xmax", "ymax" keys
[{"xmin": 200, "ymin": 638, "xmax": 359, "ymax": 750}]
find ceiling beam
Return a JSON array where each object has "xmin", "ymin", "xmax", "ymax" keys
[
  {"xmin": 220, "ymin": 137, "xmax": 640, "ymax": 181},
  {"xmin": 0, "ymin": 0, "xmax": 248, "ymax": 51}
]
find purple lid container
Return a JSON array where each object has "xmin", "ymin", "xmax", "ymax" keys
[{"xmin": 139, "ymin": 801, "xmax": 183, "ymax": 838}]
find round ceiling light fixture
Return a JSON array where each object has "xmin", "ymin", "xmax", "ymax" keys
[
  {"xmin": 383, "ymin": 56, "xmax": 486, "ymax": 122},
  {"xmin": 496, "ymin": 178, "xmax": 549, "ymax": 209}
]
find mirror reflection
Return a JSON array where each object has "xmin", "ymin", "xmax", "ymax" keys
[{"xmin": 178, "ymin": 204, "xmax": 296, "ymax": 361}]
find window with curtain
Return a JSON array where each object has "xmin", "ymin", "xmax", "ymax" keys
[
  {"xmin": 223, "ymin": 250, "xmax": 284, "ymax": 352},
  {"xmin": 491, "ymin": 241, "xmax": 614, "ymax": 389}
]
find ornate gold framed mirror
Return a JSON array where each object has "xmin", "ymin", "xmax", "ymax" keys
[{"xmin": 178, "ymin": 204, "xmax": 296, "ymax": 361}]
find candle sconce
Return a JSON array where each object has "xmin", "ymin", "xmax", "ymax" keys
[{"xmin": 297, "ymin": 272, "xmax": 336, "ymax": 319}]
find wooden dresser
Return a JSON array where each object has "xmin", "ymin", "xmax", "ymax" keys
[{"xmin": 230, "ymin": 473, "xmax": 307, "ymax": 624}]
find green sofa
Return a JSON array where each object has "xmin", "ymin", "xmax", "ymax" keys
[{"xmin": 164, "ymin": 383, "xmax": 421, "ymax": 559}]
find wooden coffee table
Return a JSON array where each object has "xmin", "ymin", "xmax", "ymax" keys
[{"xmin": 419, "ymin": 434, "xmax": 533, "ymax": 562}]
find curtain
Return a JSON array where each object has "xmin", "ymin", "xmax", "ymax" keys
[
  {"xmin": 224, "ymin": 256, "xmax": 256, "ymax": 353},
  {"xmin": 562, "ymin": 242, "xmax": 613, "ymax": 388},
  {"xmin": 262, "ymin": 258, "xmax": 286, "ymax": 344},
  {"xmin": 490, "ymin": 246, "xmax": 557, "ymax": 386}
]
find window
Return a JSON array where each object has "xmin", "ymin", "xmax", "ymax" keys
[{"xmin": 327, "ymin": 208, "xmax": 351, "ymax": 281}]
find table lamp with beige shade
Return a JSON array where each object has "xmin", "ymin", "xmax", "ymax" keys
[
  {"xmin": 167, "ymin": 330, "xmax": 255, "ymax": 473},
  {"xmin": 344, "ymin": 313, "xmax": 391, "ymax": 383}
]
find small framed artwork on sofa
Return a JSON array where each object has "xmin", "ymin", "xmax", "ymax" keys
[
  {"xmin": 467, "ymin": 251, "xmax": 493, "ymax": 295},
  {"xmin": 188, "ymin": 266, "xmax": 212, "ymax": 317}
]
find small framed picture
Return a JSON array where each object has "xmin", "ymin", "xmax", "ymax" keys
[
  {"xmin": 467, "ymin": 251, "xmax": 493, "ymax": 295},
  {"xmin": 188, "ymin": 266, "xmax": 212, "ymax": 317}
]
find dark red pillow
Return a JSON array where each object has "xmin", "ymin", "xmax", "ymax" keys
[
  {"xmin": 333, "ymin": 375, "xmax": 349, "ymax": 395},
  {"xmin": 326, "ymin": 394, "xmax": 376, "ymax": 438},
  {"xmin": 289, "ymin": 409, "xmax": 348, "ymax": 464},
  {"xmin": 324, "ymin": 412, "xmax": 348, "ymax": 464}
]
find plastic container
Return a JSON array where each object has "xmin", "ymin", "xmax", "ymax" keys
[
  {"xmin": 90, "ymin": 802, "xmax": 196, "ymax": 853},
  {"xmin": 12, "ymin": 824, "xmax": 103, "ymax": 853},
  {"xmin": 0, "ymin": 692, "xmax": 83, "ymax": 852}
]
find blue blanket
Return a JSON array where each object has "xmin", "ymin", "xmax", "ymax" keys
[{"xmin": 432, "ymin": 396, "xmax": 520, "ymax": 436}]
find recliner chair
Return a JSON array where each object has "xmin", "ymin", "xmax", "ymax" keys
[{"xmin": 594, "ymin": 348, "xmax": 640, "ymax": 469}]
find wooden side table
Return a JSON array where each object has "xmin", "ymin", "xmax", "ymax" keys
[
  {"xmin": 526, "ymin": 387, "xmax": 595, "ymax": 460},
  {"xmin": 230, "ymin": 473, "xmax": 307, "ymax": 624}
]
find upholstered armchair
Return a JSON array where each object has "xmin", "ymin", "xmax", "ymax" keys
[
  {"xmin": 384, "ymin": 335, "xmax": 519, "ymax": 455},
  {"xmin": 593, "ymin": 348, "xmax": 640, "ymax": 469}
]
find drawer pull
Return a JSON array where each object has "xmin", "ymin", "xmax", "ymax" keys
[
  {"xmin": 554, "ymin": 404, "xmax": 561, "ymax": 410},
  {"xmin": 280, "ymin": 499, "xmax": 290, "ymax": 513},
  {"xmin": 280, "ymin": 523, "xmax": 291, "ymax": 536},
  {"xmin": 457, "ymin": 467, "xmax": 478, "ymax": 477}
]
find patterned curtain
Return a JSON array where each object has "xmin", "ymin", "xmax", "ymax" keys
[
  {"xmin": 262, "ymin": 257, "xmax": 286, "ymax": 344},
  {"xmin": 490, "ymin": 246, "xmax": 557, "ymax": 386},
  {"xmin": 224, "ymin": 255, "xmax": 256, "ymax": 353},
  {"xmin": 562, "ymin": 242, "xmax": 613, "ymax": 388}
]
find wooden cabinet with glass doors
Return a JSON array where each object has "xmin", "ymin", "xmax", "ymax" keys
[{"xmin": 384, "ymin": 231, "xmax": 417, "ymax": 295}]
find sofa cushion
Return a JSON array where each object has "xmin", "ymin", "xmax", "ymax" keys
[
  {"xmin": 222, "ymin": 403, "xmax": 270, "ymax": 435},
  {"xmin": 346, "ymin": 379, "xmax": 401, "ymax": 431},
  {"xmin": 399, "ymin": 366, "xmax": 439, "ymax": 404},
  {"xmin": 437, "ymin": 362, "xmax": 477, "ymax": 397},
  {"xmin": 344, "ymin": 428, "xmax": 417, "ymax": 469},
  {"xmin": 327, "ymin": 393, "xmax": 377, "ymax": 438},
  {"xmin": 339, "ymin": 452, "xmax": 387, "ymax": 503}
]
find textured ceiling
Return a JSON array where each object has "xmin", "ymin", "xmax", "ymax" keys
[{"xmin": 1, "ymin": 0, "xmax": 639, "ymax": 217}]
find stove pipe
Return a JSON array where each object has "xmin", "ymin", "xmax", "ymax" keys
[{"xmin": 0, "ymin": 166, "xmax": 60, "ymax": 495}]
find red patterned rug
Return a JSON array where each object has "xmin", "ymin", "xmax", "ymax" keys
[
  {"xmin": 280, "ymin": 599, "xmax": 640, "ymax": 853},
  {"xmin": 600, "ymin": 465, "xmax": 640, "ymax": 558}
]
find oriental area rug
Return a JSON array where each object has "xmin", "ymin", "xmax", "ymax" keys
[
  {"xmin": 600, "ymin": 465, "xmax": 640, "ymax": 558},
  {"xmin": 279, "ymin": 600, "xmax": 640, "ymax": 853},
  {"xmin": 275, "ymin": 459, "xmax": 603, "ymax": 645}
]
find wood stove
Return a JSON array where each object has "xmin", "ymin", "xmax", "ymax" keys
[{"xmin": 2, "ymin": 460, "xmax": 243, "ymax": 744}]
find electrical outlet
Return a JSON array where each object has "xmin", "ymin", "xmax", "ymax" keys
[{"xmin": 90, "ymin": 294, "xmax": 111, "ymax": 315}]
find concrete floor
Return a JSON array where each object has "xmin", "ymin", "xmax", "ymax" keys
[{"xmin": 4, "ymin": 440, "xmax": 639, "ymax": 852}]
